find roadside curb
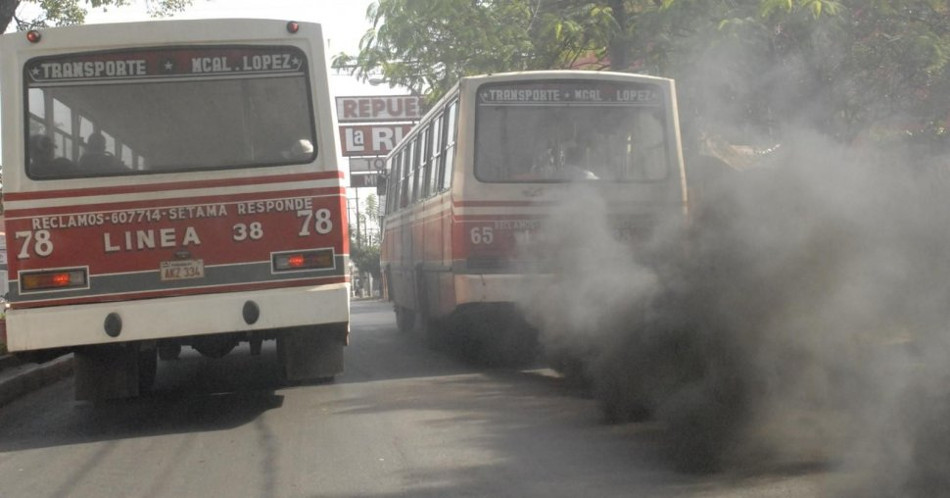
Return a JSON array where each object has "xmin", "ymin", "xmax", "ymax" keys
[{"xmin": 0, "ymin": 354, "xmax": 74, "ymax": 408}]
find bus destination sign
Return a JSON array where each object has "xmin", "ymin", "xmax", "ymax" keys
[
  {"xmin": 27, "ymin": 46, "xmax": 306, "ymax": 84},
  {"xmin": 478, "ymin": 81, "xmax": 660, "ymax": 106}
]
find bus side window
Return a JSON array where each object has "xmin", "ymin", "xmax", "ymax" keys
[
  {"xmin": 398, "ymin": 150, "xmax": 409, "ymax": 209},
  {"xmin": 441, "ymin": 100, "xmax": 458, "ymax": 190},
  {"xmin": 429, "ymin": 113, "xmax": 443, "ymax": 195},
  {"xmin": 419, "ymin": 126, "xmax": 432, "ymax": 200},
  {"xmin": 385, "ymin": 155, "xmax": 397, "ymax": 214},
  {"xmin": 409, "ymin": 137, "xmax": 421, "ymax": 204}
]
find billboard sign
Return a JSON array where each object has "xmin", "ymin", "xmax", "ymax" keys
[
  {"xmin": 336, "ymin": 95, "xmax": 423, "ymax": 123},
  {"xmin": 349, "ymin": 157, "xmax": 386, "ymax": 173},
  {"xmin": 340, "ymin": 124, "xmax": 412, "ymax": 157}
]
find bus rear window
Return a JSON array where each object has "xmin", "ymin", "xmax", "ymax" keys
[
  {"xmin": 24, "ymin": 45, "xmax": 317, "ymax": 180},
  {"xmin": 474, "ymin": 80, "xmax": 670, "ymax": 183}
]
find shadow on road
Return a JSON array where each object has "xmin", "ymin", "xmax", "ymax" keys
[
  {"xmin": 0, "ymin": 346, "xmax": 287, "ymax": 452},
  {"xmin": 0, "ymin": 299, "xmax": 482, "ymax": 452}
]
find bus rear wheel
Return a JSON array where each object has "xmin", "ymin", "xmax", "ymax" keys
[
  {"xmin": 455, "ymin": 304, "xmax": 539, "ymax": 367},
  {"xmin": 138, "ymin": 347, "xmax": 158, "ymax": 393},
  {"xmin": 74, "ymin": 343, "xmax": 156, "ymax": 401},
  {"xmin": 158, "ymin": 342, "xmax": 182, "ymax": 361},
  {"xmin": 395, "ymin": 306, "xmax": 415, "ymax": 333},
  {"xmin": 277, "ymin": 324, "xmax": 346, "ymax": 382}
]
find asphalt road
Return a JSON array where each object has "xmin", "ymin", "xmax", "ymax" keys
[{"xmin": 0, "ymin": 300, "xmax": 836, "ymax": 497}]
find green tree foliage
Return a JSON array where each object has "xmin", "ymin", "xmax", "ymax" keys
[
  {"xmin": 1, "ymin": 0, "xmax": 195, "ymax": 33},
  {"xmin": 350, "ymin": 243, "xmax": 381, "ymax": 281},
  {"xmin": 336, "ymin": 0, "xmax": 950, "ymax": 149},
  {"xmin": 660, "ymin": 0, "xmax": 949, "ymax": 145},
  {"xmin": 332, "ymin": 0, "xmax": 630, "ymax": 102},
  {"xmin": 363, "ymin": 193, "xmax": 379, "ymax": 227},
  {"xmin": 350, "ymin": 194, "xmax": 381, "ymax": 279}
]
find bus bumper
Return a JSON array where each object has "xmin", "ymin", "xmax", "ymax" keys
[
  {"xmin": 453, "ymin": 273, "xmax": 553, "ymax": 305},
  {"xmin": 5, "ymin": 283, "xmax": 350, "ymax": 352}
]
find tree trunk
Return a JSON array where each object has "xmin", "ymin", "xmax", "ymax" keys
[
  {"xmin": 607, "ymin": 0, "xmax": 629, "ymax": 71},
  {"xmin": 0, "ymin": 0, "xmax": 19, "ymax": 34}
]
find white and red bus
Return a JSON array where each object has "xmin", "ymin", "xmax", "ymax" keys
[
  {"xmin": 380, "ymin": 71, "xmax": 687, "ymax": 363},
  {"xmin": 0, "ymin": 19, "xmax": 350, "ymax": 400}
]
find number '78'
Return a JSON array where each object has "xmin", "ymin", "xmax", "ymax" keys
[
  {"xmin": 297, "ymin": 208, "xmax": 334, "ymax": 236},
  {"xmin": 15, "ymin": 230, "xmax": 53, "ymax": 259}
]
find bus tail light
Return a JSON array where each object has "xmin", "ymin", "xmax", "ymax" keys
[
  {"xmin": 20, "ymin": 268, "xmax": 88, "ymax": 292},
  {"xmin": 26, "ymin": 30, "xmax": 41, "ymax": 43},
  {"xmin": 272, "ymin": 249, "xmax": 335, "ymax": 272}
]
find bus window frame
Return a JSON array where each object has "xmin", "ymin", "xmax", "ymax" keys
[
  {"xmin": 21, "ymin": 44, "xmax": 320, "ymax": 181},
  {"xmin": 471, "ymin": 80, "xmax": 672, "ymax": 184}
]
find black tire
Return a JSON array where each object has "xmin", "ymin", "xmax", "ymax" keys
[
  {"xmin": 277, "ymin": 325, "xmax": 345, "ymax": 382},
  {"xmin": 158, "ymin": 343, "xmax": 181, "ymax": 361},
  {"xmin": 475, "ymin": 306, "xmax": 539, "ymax": 367},
  {"xmin": 395, "ymin": 305, "xmax": 415, "ymax": 333},
  {"xmin": 249, "ymin": 337, "xmax": 263, "ymax": 356},
  {"xmin": 419, "ymin": 314, "xmax": 449, "ymax": 351}
]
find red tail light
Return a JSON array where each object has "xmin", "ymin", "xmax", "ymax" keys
[
  {"xmin": 20, "ymin": 268, "xmax": 88, "ymax": 292},
  {"xmin": 272, "ymin": 249, "xmax": 335, "ymax": 272}
]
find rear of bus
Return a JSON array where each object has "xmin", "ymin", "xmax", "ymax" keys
[
  {"xmin": 0, "ymin": 20, "xmax": 349, "ymax": 399},
  {"xmin": 448, "ymin": 72, "xmax": 688, "ymax": 361}
]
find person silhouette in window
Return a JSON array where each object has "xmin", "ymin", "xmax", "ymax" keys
[
  {"xmin": 79, "ymin": 132, "xmax": 125, "ymax": 172},
  {"xmin": 29, "ymin": 134, "xmax": 75, "ymax": 178},
  {"xmin": 562, "ymin": 141, "xmax": 598, "ymax": 180},
  {"xmin": 282, "ymin": 138, "xmax": 314, "ymax": 161}
]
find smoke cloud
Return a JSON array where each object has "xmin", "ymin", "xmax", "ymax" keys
[{"xmin": 517, "ymin": 128, "xmax": 950, "ymax": 494}]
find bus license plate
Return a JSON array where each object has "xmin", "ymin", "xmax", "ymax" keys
[{"xmin": 160, "ymin": 259, "xmax": 205, "ymax": 281}]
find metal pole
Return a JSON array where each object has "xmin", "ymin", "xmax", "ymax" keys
[{"xmin": 355, "ymin": 194, "xmax": 362, "ymax": 250}]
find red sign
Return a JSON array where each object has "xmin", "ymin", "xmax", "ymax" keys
[
  {"xmin": 339, "ymin": 124, "xmax": 412, "ymax": 157},
  {"xmin": 336, "ymin": 95, "xmax": 422, "ymax": 123}
]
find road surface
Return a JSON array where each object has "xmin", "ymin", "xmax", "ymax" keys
[{"xmin": 0, "ymin": 300, "xmax": 838, "ymax": 497}]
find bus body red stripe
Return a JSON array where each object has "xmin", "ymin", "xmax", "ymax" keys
[
  {"xmin": 4, "ymin": 171, "xmax": 344, "ymax": 202},
  {"xmin": 4, "ymin": 187, "xmax": 345, "ymax": 218}
]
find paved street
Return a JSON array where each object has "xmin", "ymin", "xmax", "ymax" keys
[{"xmin": 0, "ymin": 300, "xmax": 834, "ymax": 497}]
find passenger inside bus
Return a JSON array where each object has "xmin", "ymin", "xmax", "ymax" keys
[
  {"xmin": 523, "ymin": 138, "xmax": 598, "ymax": 181},
  {"xmin": 479, "ymin": 106, "xmax": 665, "ymax": 182},
  {"xmin": 282, "ymin": 138, "xmax": 315, "ymax": 161},
  {"xmin": 522, "ymin": 140, "xmax": 557, "ymax": 180},
  {"xmin": 79, "ymin": 132, "xmax": 126, "ymax": 173},
  {"xmin": 562, "ymin": 142, "xmax": 599, "ymax": 180},
  {"xmin": 29, "ymin": 134, "xmax": 75, "ymax": 178}
]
